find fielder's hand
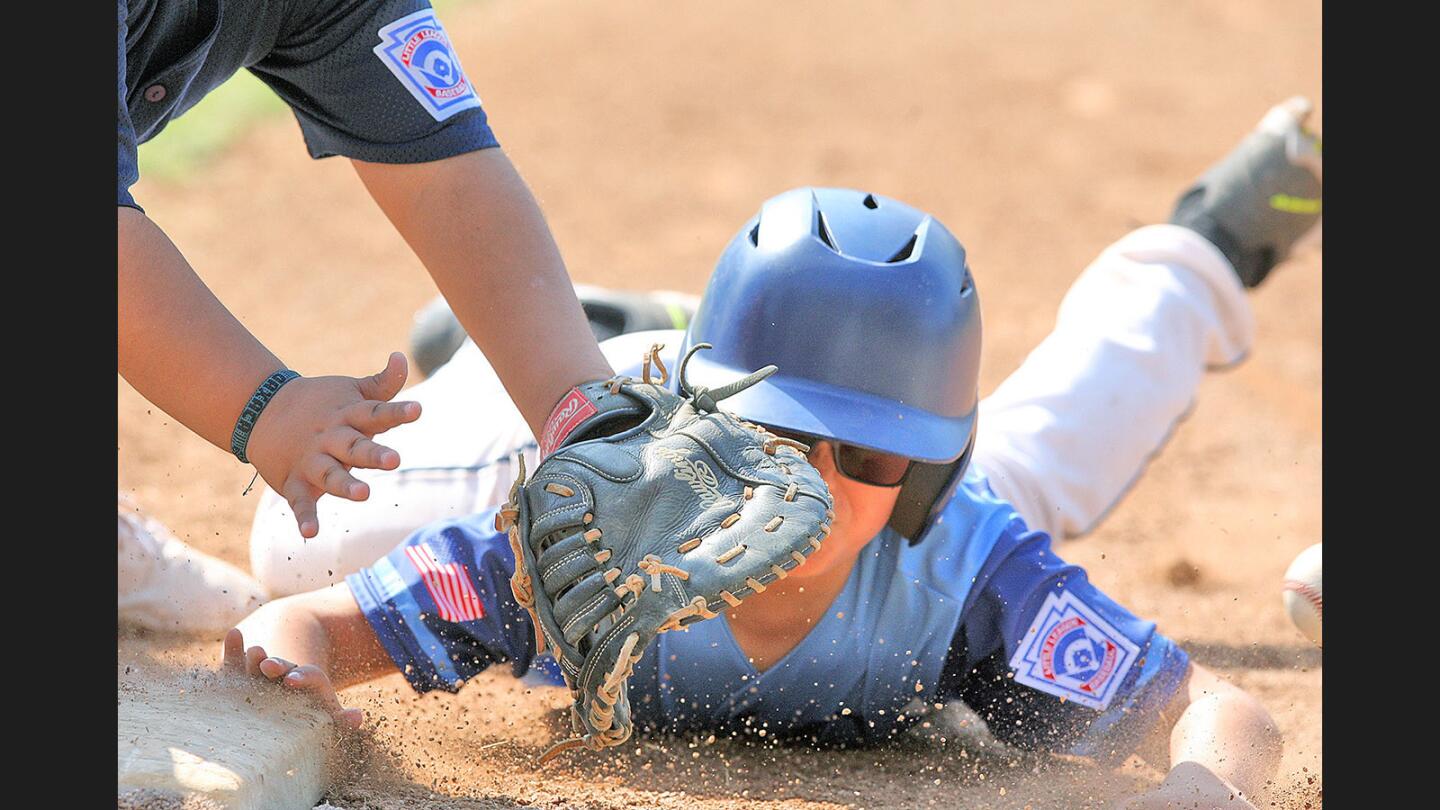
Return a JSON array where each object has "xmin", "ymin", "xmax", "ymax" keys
[{"xmin": 245, "ymin": 352, "xmax": 421, "ymax": 538}]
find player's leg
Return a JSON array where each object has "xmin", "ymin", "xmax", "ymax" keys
[
  {"xmin": 119, "ymin": 493, "xmax": 268, "ymax": 634},
  {"xmin": 973, "ymin": 97, "xmax": 1320, "ymax": 540}
]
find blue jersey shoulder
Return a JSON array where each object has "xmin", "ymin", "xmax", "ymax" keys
[
  {"xmin": 347, "ymin": 508, "xmax": 558, "ymax": 692},
  {"xmin": 346, "ymin": 458, "xmax": 1187, "ymax": 764},
  {"xmin": 936, "ymin": 468, "xmax": 1191, "ymax": 762}
]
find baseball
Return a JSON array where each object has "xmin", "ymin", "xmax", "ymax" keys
[{"xmin": 1282, "ymin": 543, "xmax": 1322, "ymax": 647}]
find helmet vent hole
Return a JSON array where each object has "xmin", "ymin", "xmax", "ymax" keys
[
  {"xmin": 960, "ymin": 270, "xmax": 973, "ymax": 294},
  {"xmin": 748, "ymin": 222, "xmax": 760, "ymax": 247},
  {"xmin": 862, "ymin": 194, "xmax": 879, "ymax": 209},
  {"xmin": 815, "ymin": 210, "xmax": 840, "ymax": 252},
  {"xmin": 886, "ymin": 234, "xmax": 919, "ymax": 263}
]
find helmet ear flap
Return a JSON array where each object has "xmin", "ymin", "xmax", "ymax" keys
[{"xmin": 889, "ymin": 432, "xmax": 975, "ymax": 543}]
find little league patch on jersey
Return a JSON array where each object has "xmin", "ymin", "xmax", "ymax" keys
[
  {"xmin": 1009, "ymin": 590, "xmax": 1140, "ymax": 711},
  {"xmin": 373, "ymin": 10, "xmax": 482, "ymax": 121}
]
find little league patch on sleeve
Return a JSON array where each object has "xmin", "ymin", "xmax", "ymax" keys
[
  {"xmin": 1009, "ymin": 590, "xmax": 1140, "ymax": 711},
  {"xmin": 373, "ymin": 9, "xmax": 482, "ymax": 121}
]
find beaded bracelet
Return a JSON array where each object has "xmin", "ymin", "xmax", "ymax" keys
[{"xmin": 231, "ymin": 370, "xmax": 301, "ymax": 464}]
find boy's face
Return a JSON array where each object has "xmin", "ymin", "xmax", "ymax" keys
[{"xmin": 785, "ymin": 440, "xmax": 902, "ymax": 580}]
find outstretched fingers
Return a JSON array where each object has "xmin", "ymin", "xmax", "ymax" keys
[
  {"xmin": 346, "ymin": 399, "xmax": 421, "ymax": 436},
  {"xmin": 227, "ymin": 642, "xmax": 363, "ymax": 729},
  {"xmin": 257, "ymin": 655, "xmax": 299, "ymax": 681},
  {"xmin": 245, "ymin": 644, "xmax": 270, "ymax": 677},
  {"xmin": 282, "ymin": 480, "xmax": 320, "ymax": 539},
  {"xmin": 306, "ymin": 456, "xmax": 369, "ymax": 501},
  {"xmin": 222, "ymin": 628, "xmax": 246, "ymax": 672},
  {"xmin": 323, "ymin": 429, "xmax": 400, "ymax": 472},
  {"xmin": 282, "ymin": 664, "xmax": 364, "ymax": 729}
]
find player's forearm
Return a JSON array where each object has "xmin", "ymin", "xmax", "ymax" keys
[
  {"xmin": 353, "ymin": 148, "xmax": 613, "ymax": 437},
  {"xmin": 235, "ymin": 598, "xmax": 334, "ymax": 675},
  {"xmin": 1164, "ymin": 665, "xmax": 1283, "ymax": 801},
  {"xmin": 118, "ymin": 208, "xmax": 286, "ymax": 449},
  {"xmin": 234, "ymin": 588, "xmax": 392, "ymax": 690}
]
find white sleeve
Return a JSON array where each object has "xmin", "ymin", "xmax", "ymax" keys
[{"xmin": 971, "ymin": 224, "xmax": 1254, "ymax": 540}]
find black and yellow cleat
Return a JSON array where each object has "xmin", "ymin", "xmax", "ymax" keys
[{"xmin": 1170, "ymin": 96, "xmax": 1322, "ymax": 288}]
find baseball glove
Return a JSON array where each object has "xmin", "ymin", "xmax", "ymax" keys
[{"xmin": 496, "ymin": 342, "xmax": 834, "ymax": 761}]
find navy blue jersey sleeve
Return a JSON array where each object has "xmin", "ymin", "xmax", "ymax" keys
[
  {"xmin": 118, "ymin": 2, "xmax": 142, "ymax": 211},
  {"xmin": 938, "ymin": 520, "xmax": 1189, "ymax": 764},
  {"xmin": 248, "ymin": 0, "xmax": 498, "ymax": 163},
  {"xmin": 346, "ymin": 507, "xmax": 544, "ymax": 693}
]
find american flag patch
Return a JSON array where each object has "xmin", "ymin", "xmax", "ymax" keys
[{"xmin": 404, "ymin": 544, "xmax": 486, "ymax": 623}]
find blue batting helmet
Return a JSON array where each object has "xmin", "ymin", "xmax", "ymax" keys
[{"xmin": 676, "ymin": 187, "xmax": 981, "ymax": 541}]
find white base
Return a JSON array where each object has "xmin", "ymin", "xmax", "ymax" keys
[{"xmin": 118, "ymin": 668, "xmax": 335, "ymax": 810}]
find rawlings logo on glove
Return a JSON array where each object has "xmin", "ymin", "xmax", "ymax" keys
[
  {"xmin": 496, "ymin": 343, "xmax": 833, "ymax": 761},
  {"xmin": 653, "ymin": 445, "xmax": 731, "ymax": 509}
]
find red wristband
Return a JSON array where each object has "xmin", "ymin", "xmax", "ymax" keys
[{"xmin": 540, "ymin": 387, "xmax": 599, "ymax": 457}]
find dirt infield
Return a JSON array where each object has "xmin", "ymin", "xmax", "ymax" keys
[{"xmin": 119, "ymin": 0, "xmax": 1322, "ymax": 806}]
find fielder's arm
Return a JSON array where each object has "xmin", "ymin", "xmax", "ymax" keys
[
  {"xmin": 118, "ymin": 209, "xmax": 422, "ymax": 538},
  {"xmin": 352, "ymin": 148, "xmax": 614, "ymax": 438},
  {"xmin": 119, "ymin": 208, "xmax": 290, "ymax": 449}
]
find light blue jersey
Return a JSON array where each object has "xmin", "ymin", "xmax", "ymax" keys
[
  {"xmin": 621, "ymin": 470, "xmax": 1017, "ymax": 742},
  {"xmin": 348, "ymin": 461, "xmax": 1188, "ymax": 763}
]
